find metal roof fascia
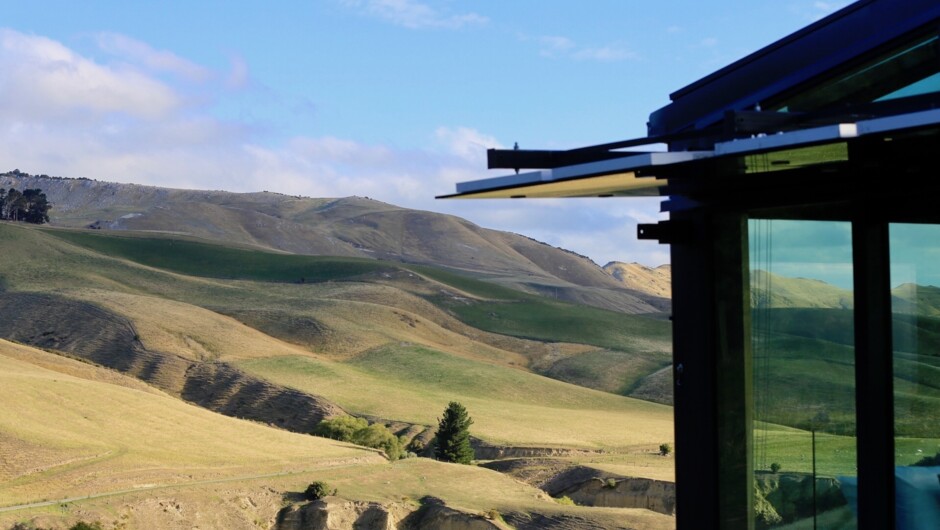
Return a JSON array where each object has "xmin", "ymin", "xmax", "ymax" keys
[
  {"xmin": 551, "ymin": 151, "xmax": 712, "ymax": 180},
  {"xmin": 455, "ymin": 169, "xmax": 552, "ymax": 194},
  {"xmin": 452, "ymin": 151, "xmax": 713, "ymax": 196},
  {"xmin": 710, "ymin": 109, "xmax": 940, "ymax": 156},
  {"xmin": 714, "ymin": 124, "xmax": 858, "ymax": 155},
  {"xmin": 854, "ymin": 108, "xmax": 940, "ymax": 135}
]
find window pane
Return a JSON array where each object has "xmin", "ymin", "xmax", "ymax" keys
[
  {"xmin": 749, "ymin": 219, "xmax": 858, "ymax": 529},
  {"xmin": 770, "ymin": 33, "xmax": 940, "ymax": 113},
  {"xmin": 890, "ymin": 223, "xmax": 940, "ymax": 530}
]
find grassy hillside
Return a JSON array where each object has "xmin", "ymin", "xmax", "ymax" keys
[
  {"xmin": 746, "ymin": 280, "xmax": 940, "ymax": 476},
  {"xmin": 237, "ymin": 345, "xmax": 672, "ymax": 449},
  {"xmin": 0, "ymin": 341, "xmax": 673, "ymax": 530},
  {"xmin": 604, "ymin": 262, "xmax": 672, "ymax": 298},
  {"xmin": 40, "ymin": 226, "xmax": 673, "ymax": 396},
  {"xmin": 893, "ymin": 283, "xmax": 940, "ymax": 317},
  {"xmin": 47, "ymin": 229, "xmax": 670, "ymax": 347},
  {"xmin": 3, "ymin": 173, "xmax": 671, "ymax": 314},
  {"xmin": 751, "ymin": 270, "xmax": 853, "ymax": 309},
  {"xmin": 48, "ymin": 229, "xmax": 395, "ymax": 283},
  {"xmin": 444, "ymin": 297, "xmax": 671, "ymax": 352},
  {"xmin": 0, "ymin": 340, "xmax": 381, "ymax": 508},
  {"xmin": 754, "ymin": 308, "xmax": 940, "ymax": 438},
  {"xmin": 0, "ymin": 223, "xmax": 673, "ymax": 452}
]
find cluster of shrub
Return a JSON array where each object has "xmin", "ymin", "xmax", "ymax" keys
[
  {"xmin": 313, "ymin": 416, "xmax": 412, "ymax": 461},
  {"xmin": 0, "ymin": 187, "xmax": 51, "ymax": 224},
  {"xmin": 312, "ymin": 402, "xmax": 476, "ymax": 465},
  {"xmin": 10, "ymin": 522, "xmax": 99, "ymax": 530}
]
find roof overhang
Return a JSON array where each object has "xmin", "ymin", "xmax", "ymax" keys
[
  {"xmin": 437, "ymin": 152, "xmax": 710, "ymax": 199},
  {"xmin": 439, "ymin": 109, "xmax": 940, "ymax": 200}
]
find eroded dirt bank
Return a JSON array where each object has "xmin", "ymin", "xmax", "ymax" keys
[
  {"xmin": 275, "ymin": 496, "xmax": 511, "ymax": 530},
  {"xmin": 0, "ymin": 292, "xmax": 345, "ymax": 431},
  {"xmin": 482, "ymin": 458, "xmax": 676, "ymax": 516}
]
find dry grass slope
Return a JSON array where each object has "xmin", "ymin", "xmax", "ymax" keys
[
  {"xmin": 0, "ymin": 340, "xmax": 382, "ymax": 508},
  {"xmin": 0, "ymin": 223, "xmax": 674, "ymax": 452}
]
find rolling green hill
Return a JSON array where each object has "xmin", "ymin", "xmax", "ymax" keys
[
  {"xmin": 1, "ymin": 172, "xmax": 671, "ymax": 315},
  {"xmin": 0, "ymin": 220, "xmax": 679, "ymax": 528},
  {"xmin": 41, "ymin": 226, "xmax": 673, "ymax": 393},
  {"xmin": 0, "ymin": 223, "xmax": 673, "ymax": 451}
]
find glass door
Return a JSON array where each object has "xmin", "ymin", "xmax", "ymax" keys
[
  {"xmin": 749, "ymin": 219, "xmax": 859, "ymax": 529},
  {"xmin": 890, "ymin": 223, "xmax": 940, "ymax": 530}
]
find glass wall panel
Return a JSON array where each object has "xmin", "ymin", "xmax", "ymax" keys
[
  {"xmin": 889, "ymin": 223, "xmax": 940, "ymax": 530},
  {"xmin": 749, "ymin": 219, "xmax": 858, "ymax": 529},
  {"xmin": 770, "ymin": 33, "xmax": 940, "ymax": 113}
]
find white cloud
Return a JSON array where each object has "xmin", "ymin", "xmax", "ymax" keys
[
  {"xmin": 341, "ymin": 0, "xmax": 487, "ymax": 29},
  {"xmin": 435, "ymin": 126, "xmax": 503, "ymax": 162},
  {"xmin": 531, "ymin": 34, "xmax": 638, "ymax": 62},
  {"xmin": 572, "ymin": 46, "xmax": 639, "ymax": 62},
  {"xmin": 94, "ymin": 32, "xmax": 211, "ymax": 82},
  {"xmin": 539, "ymin": 35, "xmax": 575, "ymax": 55},
  {"xmin": 0, "ymin": 29, "xmax": 181, "ymax": 120},
  {"xmin": 0, "ymin": 29, "xmax": 665, "ymax": 267}
]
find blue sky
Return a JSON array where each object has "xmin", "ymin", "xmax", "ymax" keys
[{"xmin": 0, "ymin": 0, "xmax": 852, "ymax": 267}]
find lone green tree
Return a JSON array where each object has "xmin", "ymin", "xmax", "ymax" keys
[{"xmin": 434, "ymin": 401, "xmax": 474, "ymax": 464}]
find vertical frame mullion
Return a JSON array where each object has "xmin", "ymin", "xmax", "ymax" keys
[{"xmin": 852, "ymin": 208, "xmax": 895, "ymax": 530}]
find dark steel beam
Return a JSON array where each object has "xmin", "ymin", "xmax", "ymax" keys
[
  {"xmin": 851, "ymin": 198, "xmax": 895, "ymax": 530},
  {"xmin": 669, "ymin": 207, "xmax": 720, "ymax": 530},
  {"xmin": 669, "ymin": 208, "xmax": 753, "ymax": 530},
  {"xmin": 486, "ymin": 148, "xmax": 637, "ymax": 170}
]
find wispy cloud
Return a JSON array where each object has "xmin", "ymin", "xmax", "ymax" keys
[
  {"xmin": 699, "ymin": 37, "xmax": 719, "ymax": 48},
  {"xmin": 0, "ymin": 29, "xmax": 665, "ymax": 267},
  {"xmin": 533, "ymin": 34, "xmax": 637, "ymax": 62},
  {"xmin": 225, "ymin": 54, "xmax": 250, "ymax": 89},
  {"xmin": 813, "ymin": 1, "xmax": 851, "ymax": 12},
  {"xmin": 94, "ymin": 32, "xmax": 211, "ymax": 82},
  {"xmin": 340, "ymin": 0, "xmax": 487, "ymax": 29},
  {"xmin": 435, "ymin": 126, "xmax": 503, "ymax": 162},
  {"xmin": 572, "ymin": 46, "xmax": 638, "ymax": 62},
  {"xmin": 797, "ymin": 1, "xmax": 853, "ymax": 21}
]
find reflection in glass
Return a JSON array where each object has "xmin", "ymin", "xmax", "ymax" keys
[
  {"xmin": 771, "ymin": 33, "xmax": 940, "ymax": 113},
  {"xmin": 749, "ymin": 219, "xmax": 858, "ymax": 529},
  {"xmin": 890, "ymin": 224, "xmax": 940, "ymax": 530}
]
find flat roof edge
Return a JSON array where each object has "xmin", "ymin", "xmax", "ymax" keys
[{"xmin": 453, "ymin": 152, "xmax": 711, "ymax": 196}]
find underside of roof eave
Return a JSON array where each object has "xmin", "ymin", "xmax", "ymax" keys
[
  {"xmin": 440, "ymin": 151, "xmax": 713, "ymax": 200},
  {"xmin": 436, "ymin": 171, "xmax": 666, "ymax": 199}
]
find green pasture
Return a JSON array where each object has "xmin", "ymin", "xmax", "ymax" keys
[
  {"xmin": 236, "ymin": 345, "xmax": 673, "ymax": 449},
  {"xmin": 446, "ymin": 297, "xmax": 671, "ymax": 352},
  {"xmin": 42, "ymin": 225, "xmax": 672, "ymax": 355},
  {"xmin": 45, "ymin": 229, "xmax": 393, "ymax": 282}
]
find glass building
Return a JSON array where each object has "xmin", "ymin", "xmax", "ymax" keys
[{"xmin": 441, "ymin": 1, "xmax": 940, "ymax": 528}]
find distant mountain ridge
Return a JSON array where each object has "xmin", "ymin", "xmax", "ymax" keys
[{"xmin": 1, "ymin": 171, "xmax": 669, "ymax": 314}]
